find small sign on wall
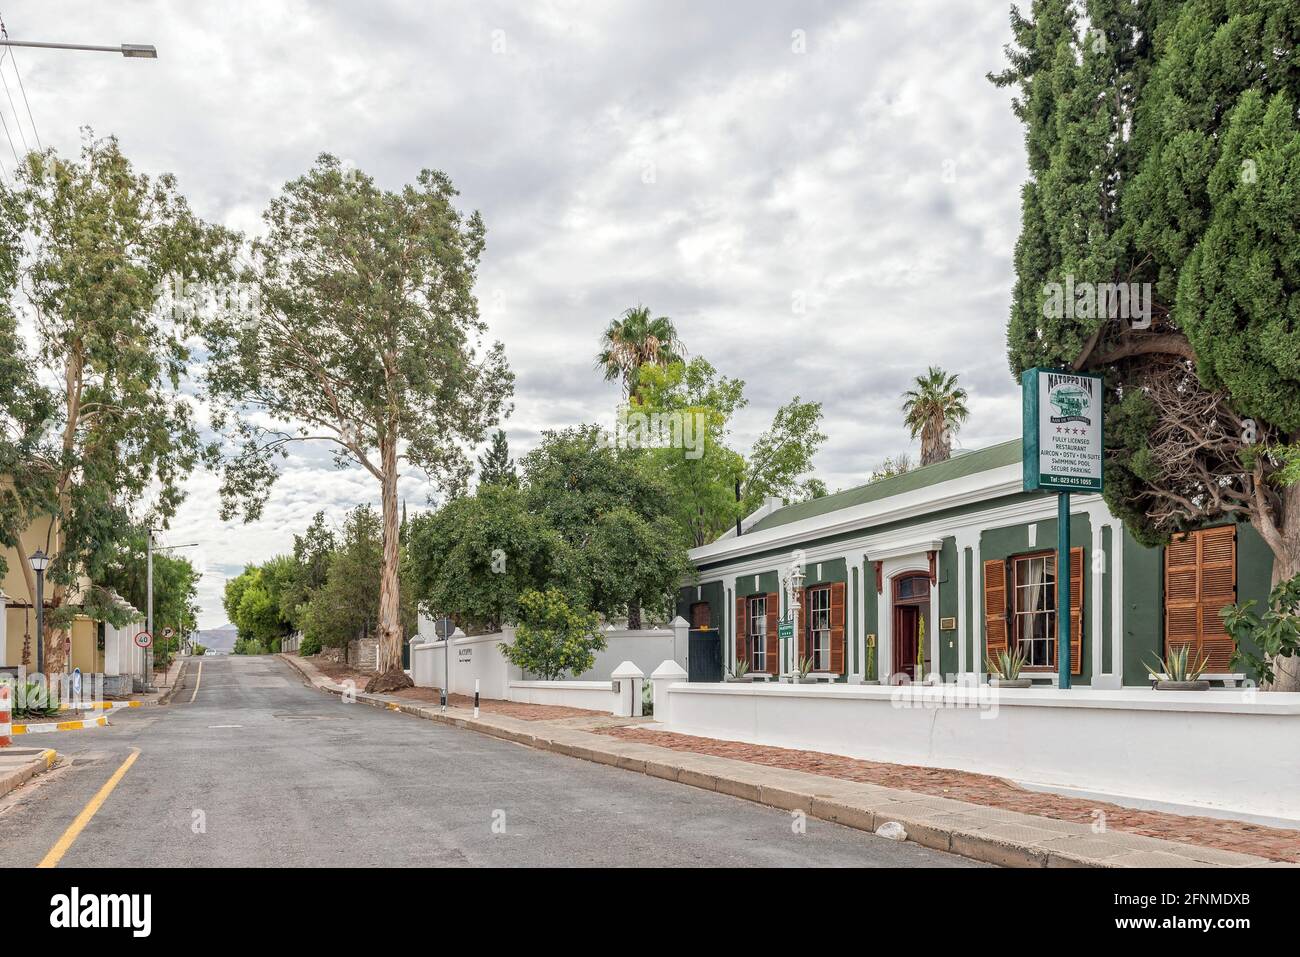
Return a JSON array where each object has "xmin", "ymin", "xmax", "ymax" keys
[{"xmin": 939, "ymin": 617, "xmax": 956, "ymax": 631}]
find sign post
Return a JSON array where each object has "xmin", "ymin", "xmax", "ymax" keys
[{"xmin": 1022, "ymin": 368, "xmax": 1104, "ymax": 690}]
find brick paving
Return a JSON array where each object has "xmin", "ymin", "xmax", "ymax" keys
[{"xmin": 597, "ymin": 726, "xmax": 1300, "ymax": 863}]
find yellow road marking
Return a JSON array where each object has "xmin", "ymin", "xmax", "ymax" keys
[
  {"xmin": 38, "ymin": 748, "xmax": 140, "ymax": 869},
  {"xmin": 190, "ymin": 660, "xmax": 203, "ymax": 704}
]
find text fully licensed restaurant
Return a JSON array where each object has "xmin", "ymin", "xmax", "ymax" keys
[{"xmin": 677, "ymin": 439, "xmax": 1272, "ymax": 688}]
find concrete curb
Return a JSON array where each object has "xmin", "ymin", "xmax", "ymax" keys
[
  {"xmin": 155, "ymin": 658, "xmax": 190, "ymax": 706},
  {"xmin": 0, "ymin": 748, "xmax": 59, "ymax": 800},
  {"xmin": 14, "ymin": 714, "xmax": 109, "ymax": 735},
  {"xmin": 275, "ymin": 654, "xmax": 1289, "ymax": 869}
]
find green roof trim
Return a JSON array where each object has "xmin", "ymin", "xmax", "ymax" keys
[{"xmin": 747, "ymin": 439, "xmax": 1022, "ymax": 534}]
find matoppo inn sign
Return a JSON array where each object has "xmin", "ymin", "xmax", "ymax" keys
[{"xmin": 1021, "ymin": 368, "xmax": 1104, "ymax": 493}]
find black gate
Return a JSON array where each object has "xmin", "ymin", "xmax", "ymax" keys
[{"xmin": 688, "ymin": 628, "xmax": 723, "ymax": 682}]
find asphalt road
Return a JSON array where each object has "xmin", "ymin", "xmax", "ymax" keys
[{"xmin": 0, "ymin": 655, "xmax": 983, "ymax": 867}]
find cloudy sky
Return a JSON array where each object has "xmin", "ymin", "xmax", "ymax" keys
[{"xmin": 3, "ymin": 1, "xmax": 1028, "ymax": 627}]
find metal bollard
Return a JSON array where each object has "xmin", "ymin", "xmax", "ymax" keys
[{"xmin": 474, "ymin": 679, "xmax": 480, "ymax": 718}]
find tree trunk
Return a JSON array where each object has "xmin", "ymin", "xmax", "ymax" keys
[
  {"xmin": 365, "ymin": 431, "xmax": 413, "ymax": 693},
  {"xmin": 1262, "ymin": 481, "xmax": 1300, "ymax": 692},
  {"xmin": 627, "ymin": 601, "xmax": 642, "ymax": 630}
]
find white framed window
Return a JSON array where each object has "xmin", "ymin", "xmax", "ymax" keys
[
  {"xmin": 748, "ymin": 595, "xmax": 767, "ymax": 671},
  {"xmin": 1012, "ymin": 553, "xmax": 1056, "ymax": 668},
  {"xmin": 807, "ymin": 585, "xmax": 831, "ymax": 671}
]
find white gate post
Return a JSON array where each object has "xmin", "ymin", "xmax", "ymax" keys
[
  {"xmin": 611, "ymin": 661, "xmax": 644, "ymax": 717},
  {"xmin": 651, "ymin": 659, "xmax": 687, "ymax": 726}
]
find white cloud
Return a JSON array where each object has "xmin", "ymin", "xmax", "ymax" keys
[{"xmin": 5, "ymin": 1, "xmax": 1027, "ymax": 626}]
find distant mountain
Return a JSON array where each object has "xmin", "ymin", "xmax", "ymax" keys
[{"xmin": 194, "ymin": 624, "xmax": 239, "ymax": 653}]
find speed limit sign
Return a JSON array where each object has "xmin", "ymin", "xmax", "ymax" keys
[{"xmin": 134, "ymin": 631, "xmax": 153, "ymax": 648}]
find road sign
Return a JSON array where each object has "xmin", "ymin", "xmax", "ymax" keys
[
  {"xmin": 778, "ymin": 620, "xmax": 794, "ymax": 642},
  {"xmin": 1021, "ymin": 367, "xmax": 1104, "ymax": 493},
  {"xmin": 162, "ymin": 626, "xmax": 175, "ymax": 639},
  {"xmin": 134, "ymin": 631, "xmax": 152, "ymax": 648}
]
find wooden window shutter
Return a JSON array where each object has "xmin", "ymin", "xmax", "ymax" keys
[
  {"xmin": 1198, "ymin": 525, "xmax": 1236, "ymax": 672},
  {"xmin": 1166, "ymin": 526, "xmax": 1236, "ymax": 672},
  {"xmin": 764, "ymin": 592, "xmax": 780, "ymax": 674},
  {"xmin": 735, "ymin": 595, "xmax": 748, "ymax": 667},
  {"xmin": 983, "ymin": 559, "xmax": 1008, "ymax": 663},
  {"xmin": 1069, "ymin": 546, "xmax": 1084, "ymax": 675},
  {"xmin": 829, "ymin": 581, "xmax": 846, "ymax": 674}
]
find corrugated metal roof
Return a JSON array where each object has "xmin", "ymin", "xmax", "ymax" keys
[{"xmin": 746, "ymin": 439, "xmax": 1022, "ymax": 534}]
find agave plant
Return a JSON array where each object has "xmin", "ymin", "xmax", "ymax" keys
[
  {"xmin": 14, "ymin": 680, "xmax": 60, "ymax": 719},
  {"xmin": 985, "ymin": 647, "xmax": 1028, "ymax": 680},
  {"xmin": 797, "ymin": 655, "xmax": 815, "ymax": 678},
  {"xmin": 730, "ymin": 656, "xmax": 751, "ymax": 679},
  {"xmin": 1145, "ymin": 644, "xmax": 1210, "ymax": 683}
]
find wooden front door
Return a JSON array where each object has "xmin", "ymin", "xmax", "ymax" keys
[{"xmin": 893, "ymin": 605, "xmax": 920, "ymax": 680}]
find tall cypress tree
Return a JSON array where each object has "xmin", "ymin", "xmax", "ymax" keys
[
  {"xmin": 477, "ymin": 429, "xmax": 518, "ymax": 488},
  {"xmin": 994, "ymin": 0, "xmax": 1300, "ymax": 688}
]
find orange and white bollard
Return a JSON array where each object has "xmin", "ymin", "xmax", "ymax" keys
[{"xmin": 0, "ymin": 684, "xmax": 11, "ymax": 747}]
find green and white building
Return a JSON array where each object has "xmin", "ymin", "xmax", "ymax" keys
[{"xmin": 677, "ymin": 440, "xmax": 1271, "ymax": 687}]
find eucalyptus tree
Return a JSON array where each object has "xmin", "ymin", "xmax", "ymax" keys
[
  {"xmin": 204, "ymin": 155, "xmax": 513, "ymax": 691},
  {"xmin": 0, "ymin": 134, "xmax": 238, "ymax": 673}
]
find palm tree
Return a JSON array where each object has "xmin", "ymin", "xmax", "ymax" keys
[
  {"xmin": 596, "ymin": 306, "xmax": 685, "ymax": 401},
  {"xmin": 901, "ymin": 367, "xmax": 970, "ymax": 466}
]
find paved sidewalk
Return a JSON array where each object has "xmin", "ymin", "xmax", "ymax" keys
[
  {"xmin": 0, "ymin": 747, "xmax": 58, "ymax": 800},
  {"xmin": 277, "ymin": 653, "xmax": 1292, "ymax": 868}
]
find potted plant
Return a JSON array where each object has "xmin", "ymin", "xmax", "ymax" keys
[
  {"xmin": 863, "ymin": 634, "xmax": 879, "ymax": 684},
  {"xmin": 725, "ymin": 657, "xmax": 751, "ymax": 683},
  {"xmin": 1145, "ymin": 644, "xmax": 1211, "ymax": 691},
  {"xmin": 791, "ymin": 655, "xmax": 815, "ymax": 683},
  {"xmin": 986, "ymin": 647, "xmax": 1032, "ymax": 688}
]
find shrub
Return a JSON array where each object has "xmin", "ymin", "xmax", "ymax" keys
[
  {"xmin": 499, "ymin": 588, "xmax": 605, "ymax": 681},
  {"xmin": 299, "ymin": 633, "xmax": 322, "ymax": 657},
  {"xmin": 13, "ymin": 680, "xmax": 59, "ymax": 719}
]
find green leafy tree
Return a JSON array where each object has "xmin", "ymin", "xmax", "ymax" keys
[
  {"xmin": 596, "ymin": 305, "xmax": 685, "ymax": 401},
  {"xmin": 869, "ymin": 453, "xmax": 913, "ymax": 483},
  {"xmin": 1223, "ymin": 575, "xmax": 1300, "ymax": 687},
  {"xmin": 476, "ymin": 429, "xmax": 518, "ymax": 488},
  {"xmin": 901, "ymin": 367, "xmax": 970, "ymax": 466},
  {"xmin": 279, "ymin": 511, "xmax": 336, "ymax": 630},
  {"xmin": 223, "ymin": 566, "xmax": 289, "ymax": 649},
  {"xmin": 0, "ymin": 133, "xmax": 237, "ymax": 673},
  {"xmin": 992, "ymin": 0, "xmax": 1300, "ymax": 687},
  {"xmin": 203, "ymin": 155, "xmax": 513, "ymax": 690},
  {"xmin": 522, "ymin": 426, "xmax": 686, "ymax": 627},
  {"xmin": 300, "ymin": 505, "xmax": 416, "ymax": 659},
  {"xmin": 406, "ymin": 483, "xmax": 569, "ymax": 632},
  {"xmin": 99, "ymin": 532, "xmax": 201, "ymax": 638},
  {"xmin": 631, "ymin": 357, "xmax": 828, "ymax": 547},
  {"xmin": 499, "ymin": 588, "xmax": 606, "ymax": 680}
]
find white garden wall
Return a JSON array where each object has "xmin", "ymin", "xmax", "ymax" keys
[
  {"xmin": 571, "ymin": 623, "xmax": 689, "ymax": 681},
  {"xmin": 507, "ymin": 680, "xmax": 620, "ymax": 713},
  {"xmin": 410, "ymin": 628, "xmax": 521, "ymax": 700},
  {"xmin": 657, "ymin": 681, "xmax": 1300, "ymax": 821}
]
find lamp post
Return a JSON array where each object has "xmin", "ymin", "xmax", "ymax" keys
[
  {"xmin": 28, "ymin": 549, "xmax": 49, "ymax": 676},
  {"xmin": 0, "ymin": 39, "xmax": 157, "ymax": 58},
  {"xmin": 146, "ymin": 533, "xmax": 197, "ymax": 688},
  {"xmin": 783, "ymin": 558, "xmax": 805, "ymax": 677}
]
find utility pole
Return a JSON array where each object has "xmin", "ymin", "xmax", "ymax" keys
[{"xmin": 146, "ymin": 534, "xmax": 198, "ymax": 688}]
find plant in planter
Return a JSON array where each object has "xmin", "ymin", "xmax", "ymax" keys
[
  {"xmin": 793, "ymin": 655, "xmax": 814, "ymax": 683},
  {"xmin": 1144, "ymin": 644, "xmax": 1211, "ymax": 691},
  {"xmin": 14, "ymin": 680, "xmax": 60, "ymax": 719},
  {"xmin": 986, "ymin": 647, "xmax": 1031, "ymax": 689},
  {"xmin": 863, "ymin": 635, "xmax": 879, "ymax": 683},
  {"xmin": 726, "ymin": 656, "xmax": 751, "ymax": 682}
]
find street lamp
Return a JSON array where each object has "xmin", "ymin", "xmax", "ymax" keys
[
  {"xmin": 145, "ymin": 534, "xmax": 198, "ymax": 687},
  {"xmin": 28, "ymin": 549, "xmax": 49, "ymax": 676},
  {"xmin": 783, "ymin": 557, "xmax": 805, "ymax": 678},
  {"xmin": 0, "ymin": 39, "xmax": 157, "ymax": 59}
]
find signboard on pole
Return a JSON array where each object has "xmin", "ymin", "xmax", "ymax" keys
[
  {"xmin": 134, "ymin": 631, "xmax": 152, "ymax": 648},
  {"xmin": 1021, "ymin": 368, "xmax": 1104, "ymax": 493},
  {"xmin": 777, "ymin": 620, "xmax": 794, "ymax": 642}
]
